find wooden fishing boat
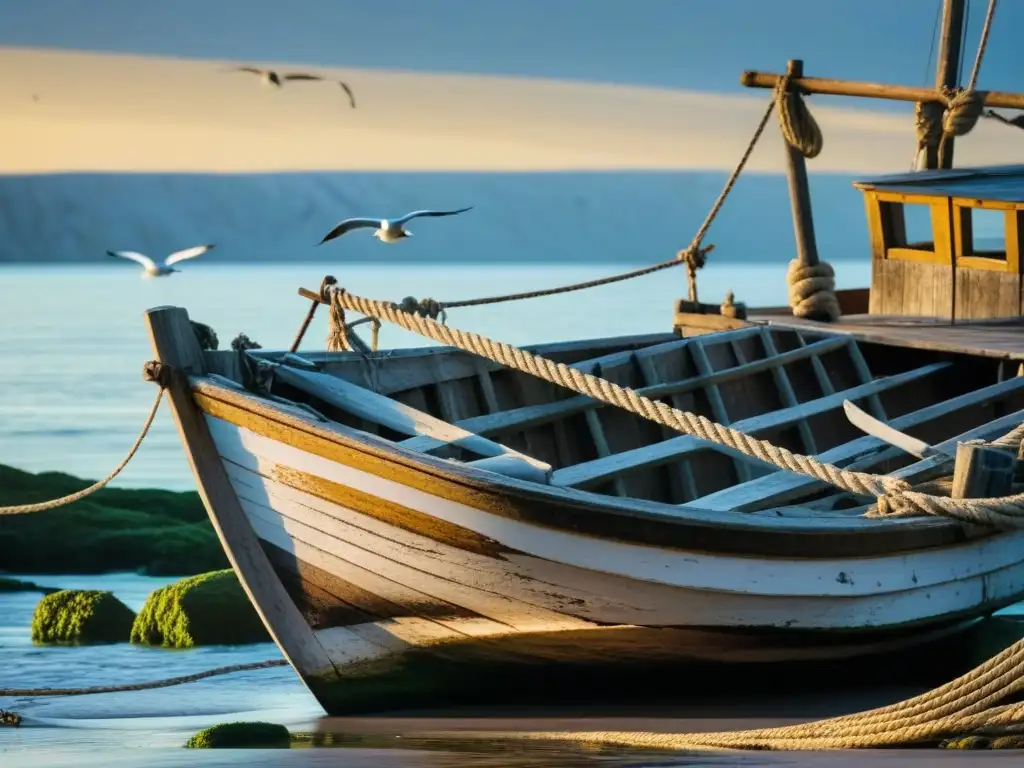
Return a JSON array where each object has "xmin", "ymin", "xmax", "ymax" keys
[
  {"xmin": 145, "ymin": 294, "xmax": 1024, "ymax": 714},
  {"xmin": 142, "ymin": 17, "xmax": 1024, "ymax": 712}
]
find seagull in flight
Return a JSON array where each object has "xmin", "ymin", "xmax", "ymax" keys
[
  {"xmin": 107, "ymin": 245, "xmax": 215, "ymax": 278},
  {"xmin": 318, "ymin": 208, "xmax": 474, "ymax": 246},
  {"xmin": 231, "ymin": 67, "xmax": 356, "ymax": 108}
]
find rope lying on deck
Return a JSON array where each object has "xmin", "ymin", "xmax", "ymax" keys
[
  {"xmin": 325, "ymin": 287, "xmax": 907, "ymax": 499},
  {"xmin": 0, "ymin": 660, "xmax": 288, "ymax": 698}
]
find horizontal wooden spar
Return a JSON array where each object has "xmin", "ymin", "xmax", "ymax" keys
[{"xmin": 740, "ymin": 70, "xmax": 1024, "ymax": 110}]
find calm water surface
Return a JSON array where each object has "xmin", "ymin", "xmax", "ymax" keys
[{"xmin": 2, "ymin": 262, "xmax": 1018, "ymax": 766}]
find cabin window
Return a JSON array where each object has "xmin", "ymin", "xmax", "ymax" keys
[
  {"xmin": 956, "ymin": 205, "xmax": 1008, "ymax": 261},
  {"xmin": 878, "ymin": 200, "xmax": 937, "ymax": 260}
]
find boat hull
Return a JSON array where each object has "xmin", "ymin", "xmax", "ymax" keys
[{"xmin": 198, "ymin": 392, "xmax": 1024, "ymax": 713}]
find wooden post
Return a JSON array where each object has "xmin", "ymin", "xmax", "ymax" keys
[
  {"xmin": 931, "ymin": 0, "xmax": 968, "ymax": 169},
  {"xmin": 952, "ymin": 442, "xmax": 1016, "ymax": 500},
  {"xmin": 781, "ymin": 60, "xmax": 820, "ymax": 271}
]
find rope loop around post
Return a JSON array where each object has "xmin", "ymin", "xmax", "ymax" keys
[
  {"xmin": 773, "ymin": 75, "xmax": 823, "ymax": 159},
  {"xmin": 786, "ymin": 259, "xmax": 840, "ymax": 321}
]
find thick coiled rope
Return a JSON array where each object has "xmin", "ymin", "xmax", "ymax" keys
[
  {"xmin": 786, "ymin": 259, "xmax": 841, "ymax": 321},
  {"xmin": 327, "ymin": 287, "xmax": 907, "ymax": 498},
  {"xmin": 0, "ymin": 367, "xmax": 166, "ymax": 516},
  {"xmin": 505, "ymin": 630, "xmax": 1024, "ymax": 750}
]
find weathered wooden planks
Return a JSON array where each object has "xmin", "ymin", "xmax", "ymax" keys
[
  {"xmin": 448, "ymin": 335, "xmax": 849, "ymax": 440},
  {"xmin": 749, "ymin": 314, "xmax": 1024, "ymax": 361},
  {"xmin": 552, "ymin": 361, "xmax": 951, "ymax": 490}
]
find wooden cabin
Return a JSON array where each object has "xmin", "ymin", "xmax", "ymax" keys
[{"xmin": 854, "ymin": 165, "xmax": 1024, "ymax": 321}]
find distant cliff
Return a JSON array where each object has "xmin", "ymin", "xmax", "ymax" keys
[{"xmin": 0, "ymin": 170, "xmax": 871, "ymax": 264}]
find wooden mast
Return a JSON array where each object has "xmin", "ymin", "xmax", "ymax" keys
[
  {"xmin": 781, "ymin": 59, "xmax": 820, "ymax": 272},
  {"xmin": 931, "ymin": 0, "xmax": 968, "ymax": 169}
]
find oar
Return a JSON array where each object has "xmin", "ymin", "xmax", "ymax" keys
[{"xmin": 842, "ymin": 399, "xmax": 954, "ymax": 460}]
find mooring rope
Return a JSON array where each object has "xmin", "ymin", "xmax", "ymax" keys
[
  {"xmin": 500, "ymin": 630, "xmax": 1024, "ymax": 750},
  {"xmin": 0, "ymin": 381, "xmax": 165, "ymax": 516},
  {"xmin": 0, "ymin": 660, "xmax": 288, "ymax": 698},
  {"xmin": 326, "ymin": 287, "xmax": 908, "ymax": 499},
  {"xmin": 393, "ymin": 93, "xmax": 782, "ymax": 322}
]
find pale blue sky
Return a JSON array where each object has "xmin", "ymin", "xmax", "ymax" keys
[{"xmin": 0, "ymin": 0, "xmax": 1018, "ymax": 111}]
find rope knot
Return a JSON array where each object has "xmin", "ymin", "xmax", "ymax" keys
[
  {"xmin": 676, "ymin": 244, "xmax": 716, "ymax": 303},
  {"xmin": 394, "ymin": 296, "xmax": 447, "ymax": 324},
  {"xmin": 941, "ymin": 87, "xmax": 986, "ymax": 138},
  {"xmin": 142, "ymin": 360, "xmax": 174, "ymax": 388},
  {"xmin": 773, "ymin": 76, "xmax": 823, "ymax": 159},
  {"xmin": 786, "ymin": 259, "xmax": 841, "ymax": 321}
]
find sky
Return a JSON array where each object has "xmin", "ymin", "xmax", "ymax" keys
[
  {"xmin": 0, "ymin": 0, "xmax": 1019, "ymax": 105},
  {"xmin": 2, "ymin": 0, "xmax": 1023, "ymax": 176}
]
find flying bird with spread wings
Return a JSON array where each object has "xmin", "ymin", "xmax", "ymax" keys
[
  {"xmin": 231, "ymin": 67, "xmax": 356, "ymax": 108},
  {"xmin": 318, "ymin": 208, "xmax": 474, "ymax": 246},
  {"xmin": 107, "ymin": 245, "xmax": 215, "ymax": 278}
]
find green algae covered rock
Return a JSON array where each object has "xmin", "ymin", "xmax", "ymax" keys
[
  {"xmin": 0, "ymin": 464, "xmax": 228, "ymax": 577},
  {"xmin": 31, "ymin": 589, "xmax": 136, "ymax": 645},
  {"xmin": 185, "ymin": 721, "xmax": 290, "ymax": 749},
  {"xmin": 0, "ymin": 576, "xmax": 58, "ymax": 594},
  {"xmin": 130, "ymin": 569, "xmax": 269, "ymax": 648}
]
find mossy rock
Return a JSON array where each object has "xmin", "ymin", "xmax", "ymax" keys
[
  {"xmin": 0, "ymin": 576, "xmax": 58, "ymax": 594},
  {"xmin": 0, "ymin": 464, "xmax": 227, "ymax": 576},
  {"xmin": 130, "ymin": 569, "xmax": 269, "ymax": 648},
  {"xmin": 185, "ymin": 721, "xmax": 290, "ymax": 749},
  {"xmin": 31, "ymin": 589, "xmax": 136, "ymax": 645}
]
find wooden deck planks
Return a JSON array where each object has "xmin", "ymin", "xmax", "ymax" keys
[{"xmin": 749, "ymin": 314, "xmax": 1024, "ymax": 361}]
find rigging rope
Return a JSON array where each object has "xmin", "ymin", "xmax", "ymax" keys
[{"xmin": 396, "ymin": 94, "xmax": 781, "ymax": 321}]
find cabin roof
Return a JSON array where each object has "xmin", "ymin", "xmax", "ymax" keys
[{"xmin": 851, "ymin": 164, "xmax": 1024, "ymax": 202}]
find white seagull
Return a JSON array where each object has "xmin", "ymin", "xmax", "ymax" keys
[
  {"xmin": 318, "ymin": 208, "xmax": 474, "ymax": 246},
  {"xmin": 107, "ymin": 245, "xmax": 215, "ymax": 278},
  {"xmin": 231, "ymin": 67, "xmax": 356, "ymax": 108}
]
